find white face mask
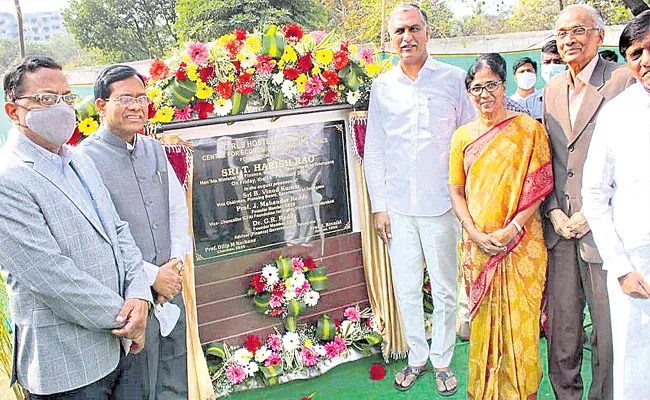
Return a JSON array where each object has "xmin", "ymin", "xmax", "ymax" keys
[
  {"xmin": 541, "ymin": 64, "xmax": 566, "ymax": 83},
  {"xmin": 516, "ymin": 72, "xmax": 537, "ymax": 90},
  {"xmin": 24, "ymin": 102, "xmax": 77, "ymax": 146}
]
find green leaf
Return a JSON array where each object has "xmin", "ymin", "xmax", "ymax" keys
[
  {"xmin": 317, "ymin": 314, "xmax": 336, "ymax": 340},
  {"xmin": 230, "ymin": 91, "xmax": 249, "ymax": 116},
  {"xmin": 284, "ymin": 315, "xmax": 298, "ymax": 332}
]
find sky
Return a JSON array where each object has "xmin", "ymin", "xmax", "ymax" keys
[{"xmin": 0, "ymin": 0, "xmax": 519, "ymax": 17}]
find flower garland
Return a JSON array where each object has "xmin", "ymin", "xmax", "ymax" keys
[
  {"xmin": 205, "ymin": 306, "xmax": 382, "ymax": 397},
  {"xmin": 248, "ymin": 256, "xmax": 327, "ymax": 332}
]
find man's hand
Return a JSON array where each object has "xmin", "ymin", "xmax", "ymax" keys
[
  {"xmin": 153, "ymin": 258, "xmax": 183, "ymax": 302},
  {"xmin": 373, "ymin": 212, "xmax": 392, "ymax": 245},
  {"xmin": 618, "ymin": 271, "xmax": 650, "ymax": 299},
  {"xmin": 129, "ymin": 330, "xmax": 146, "ymax": 354},
  {"xmin": 112, "ymin": 298, "xmax": 148, "ymax": 341},
  {"xmin": 549, "ymin": 209, "xmax": 575, "ymax": 239},
  {"xmin": 565, "ymin": 211, "xmax": 590, "ymax": 239}
]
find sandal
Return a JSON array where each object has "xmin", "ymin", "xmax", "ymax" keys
[
  {"xmin": 434, "ymin": 369, "xmax": 458, "ymax": 397},
  {"xmin": 393, "ymin": 365, "xmax": 427, "ymax": 391}
]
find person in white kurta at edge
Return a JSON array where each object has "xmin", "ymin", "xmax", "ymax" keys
[
  {"xmin": 582, "ymin": 10, "xmax": 650, "ymax": 400},
  {"xmin": 363, "ymin": 3, "xmax": 475, "ymax": 395}
]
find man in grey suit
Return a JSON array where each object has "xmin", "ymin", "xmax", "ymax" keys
[
  {"xmin": 78, "ymin": 65, "xmax": 189, "ymax": 400},
  {"xmin": 542, "ymin": 5, "xmax": 635, "ymax": 400},
  {"xmin": 0, "ymin": 56, "xmax": 152, "ymax": 399}
]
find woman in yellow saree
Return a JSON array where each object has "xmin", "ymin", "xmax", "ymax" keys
[{"xmin": 449, "ymin": 54, "xmax": 553, "ymax": 400}]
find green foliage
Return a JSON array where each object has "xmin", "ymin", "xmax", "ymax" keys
[
  {"xmin": 0, "ymin": 34, "xmax": 100, "ymax": 72},
  {"xmin": 174, "ymin": 0, "xmax": 327, "ymax": 43},
  {"xmin": 63, "ymin": 0, "xmax": 178, "ymax": 63}
]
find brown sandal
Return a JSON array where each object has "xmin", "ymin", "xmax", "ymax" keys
[{"xmin": 394, "ymin": 365, "xmax": 427, "ymax": 391}]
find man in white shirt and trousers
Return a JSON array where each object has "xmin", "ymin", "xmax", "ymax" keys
[
  {"xmin": 364, "ymin": 3, "xmax": 475, "ymax": 395},
  {"xmin": 582, "ymin": 10, "xmax": 650, "ymax": 400},
  {"xmin": 77, "ymin": 65, "xmax": 191, "ymax": 399}
]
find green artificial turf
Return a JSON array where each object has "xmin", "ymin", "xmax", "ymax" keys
[{"xmin": 228, "ymin": 338, "xmax": 594, "ymax": 400}]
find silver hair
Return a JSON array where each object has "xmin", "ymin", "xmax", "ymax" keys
[
  {"xmin": 558, "ymin": 4, "xmax": 606, "ymax": 30},
  {"xmin": 388, "ymin": 3, "xmax": 429, "ymax": 33}
]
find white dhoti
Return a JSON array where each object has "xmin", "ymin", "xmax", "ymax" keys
[
  {"xmin": 387, "ymin": 209, "xmax": 459, "ymax": 368},
  {"xmin": 607, "ymin": 245, "xmax": 650, "ymax": 400}
]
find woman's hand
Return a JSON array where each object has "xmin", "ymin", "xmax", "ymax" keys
[
  {"xmin": 489, "ymin": 225, "xmax": 518, "ymax": 249},
  {"xmin": 467, "ymin": 228, "xmax": 506, "ymax": 255}
]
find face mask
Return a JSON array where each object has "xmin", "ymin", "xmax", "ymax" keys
[
  {"xmin": 516, "ymin": 72, "xmax": 537, "ymax": 90},
  {"xmin": 24, "ymin": 102, "xmax": 77, "ymax": 146},
  {"xmin": 541, "ymin": 64, "xmax": 566, "ymax": 83}
]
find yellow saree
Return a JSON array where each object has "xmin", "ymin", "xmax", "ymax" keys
[{"xmin": 449, "ymin": 114, "xmax": 553, "ymax": 400}]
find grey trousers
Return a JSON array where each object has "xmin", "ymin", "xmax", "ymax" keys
[
  {"xmin": 547, "ymin": 238, "xmax": 613, "ymax": 400},
  {"xmin": 139, "ymin": 295, "xmax": 188, "ymax": 400}
]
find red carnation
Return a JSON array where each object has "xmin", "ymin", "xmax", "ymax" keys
[
  {"xmin": 199, "ymin": 63, "xmax": 215, "ymax": 82},
  {"xmin": 194, "ymin": 101, "xmax": 214, "ymax": 119},
  {"xmin": 322, "ymin": 70, "xmax": 339, "ymax": 86},
  {"xmin": 297, "ymin": 93, "xmax": 313, "ymax": 106},
  {"xmin": 149, "ymin": 59, "xmax": 169, "ymax": 81},
  {"xmin": 271, "ymin": 282, "xmax": 286, "ymax": 297},
  {"xmin": 303, "ymin": 256, "xmax": 316, "ymax": 270},
  {"xmin": 251, "ymin": 273, "xmax": 266, "ymax": 293},
  {"xmin": 243, "ymin": 335, "xmax": 262, "ymax": 355},
  {"xmin": 334, "ymin": 318, "xmax": 341, "ymax": 331},
  {"xmin": 283, "ymin": 67, "xmax": 300, "ymax": 80},
  {"xmin": 332, "ymin": 50, "xmax": 349, "ymax": 70},
  {"xmin": 323, "ymin": 90, "xmax": 338, "ymax": 104},
  {"xmin": 216, "ymin": 81, "xmax": 233, "ymax": 100},
  {"xmin": 225, "ymin": 39, "xmax": 244, "ymax": 59},
  {"xmin": 147, "ymin": 102, "xmax": 156, "ymax": 119},
  {"xmin": 234, "ymin": 29, "xmax": 247, "ymax": 41},
  {"xmin": 232, "ymin": 60, "xmax": 242, "ymax": 72},
  {"xmin": 369, "ymin": 363, "xmax": 386, "ymax": 381},
  {"xmin": 175, "ymin": 62, "xmax": 187, "ymax": 81},
  {"xmin": 235, "ymin": 72, "xmax": 255, "ymax": 95},
  {"xmin": 281, "ymin": 23, "xmax": 303, "ymax": 44},
  {"xmin": 269, "ymin": 308, "xmax": 286, "ymax": 318},
  {"xmin": 297, "ymin": 53, "xmax": 313, "ymax": 73}
]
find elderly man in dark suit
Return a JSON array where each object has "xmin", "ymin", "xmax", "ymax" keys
[{"xmin": 542, "ymin": 4, "xmax": 635, "ymax": 400}]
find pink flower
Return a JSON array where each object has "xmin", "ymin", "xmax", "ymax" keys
[
  {"xmin": 309, "ymin": 30, "xmax": 328, "ymax": 44},
  {"xmin": 357, "ymin": 47, "xmax": 374, "ymax": 64},
  {"xmin": 225, "ymin": 364, "xmax": 247, "ymax": 384},
  {"xmin": 333, "ymin": 336, "xmax": 347, "ymax": 353},
  {"xmin": 305, "ymin": 75, "xmax": 324, "ymax": 96},
  {"xmin": 264, "ymin": 352, "xmax": 282, "ymax": 367},
  {"xmin": 323, "ymin": 341, "xmax": 340, "ymax": 359},
  {"xmin": 269, "ymin": 294, "xmax": 284, "ymax": 309},
  {"xmin": 301, "ymin": 347, "xmax": 318, "ymax": 367},
  {"xmin": 188, "ymin": 42, "xmax": 209, "ymax": 65},
  {"xmin": 291, "ymin": 257, "xmax": 305, "ymax": 272},
  {"xmin": 344, "ymin": 307, "xmax": 361, "ymax": 323},
  {"xmin": 255, "ymin": 55, "xmax": 275, "ymax": 76},
  {"xmin": 266, "ymin": 334, "xmax": 282, "ymax": 352},
  {"xmin": 295, "ymin": 280, "xmax": 311, "ymax": 296},
  {"xmin": 173, "ymin": 104, "xmax": 193, "ymax": 121}
]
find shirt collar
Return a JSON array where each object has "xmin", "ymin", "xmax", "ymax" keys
[
  {"xmin": 9, "ymin": 128, "xmax": 70, "ymax": 172},
  {"xmin": 98, "ymin": 125, "xmax": 138, "ymax": 151},
  {"xmin": 568, "ymin": 54, "xmax": 599, "ymax": 90},
  {"xmin": 396, "ymin": 56, "xmax": 436, "ymax": 81}
]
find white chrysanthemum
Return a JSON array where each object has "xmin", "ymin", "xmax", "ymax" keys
[
  {"xmin": 347, "ymin": 90, "xmax": 360, "ymax": 105},
  {"xmin": 233, "ymin": 348, "xmax": 253, "ymax": 366},
  {"xmin": 214, "ymin": 98, "xmax": 233, "ymax": 116},
  {"xmin": 262, "ymin": 264, "xmax": 279, "ymax": 286},
  {"xmin": 254, "ymin": 346, "xmax": 271, "ymax": 363},
  {"xmin": 340, "ymin": 320, "xmax": 354, "ymax": 336},
  {"xmin": 282, "ymin": 332, "xmax": 301, "ymax": 351},
  {"xmin": 290, "ymin": 272, "xmax": 306, "ymax": 288},
  {"xmin": 314, "ymin": 345, "xmax": 327, "ymax": 357},
  {"xmin": 272, "ymin": 71, "xmax": 284, "ymax": 85},
  {"xmin": 281, "ymin": 80, "xmax": 298, "ymax": 99},
  {"xmin": 303, "ymin": 290, "xmax": 320, "ymax": 307},
  {"xmin": 244, "ymin": 361, "xmax": 259, "ymax": 376},
  {"xmin": 239, "ymin": 49, "xmax": 256, "ymax": 69},
  {"xmin": 284, "ymin": 286, "xmax": 296, "ymax": 301}
]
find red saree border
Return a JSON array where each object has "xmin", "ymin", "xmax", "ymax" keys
[
  {"xmin": 517, "ymin": 161, "xmax": 553, "ymax": 213},
  {"xmin": 469, "ymin": 228, "xmax": 525, "ymax": 319},
  {"xmin": 463, "ymin": 116, "xmax": 518, "ymax": 175}
]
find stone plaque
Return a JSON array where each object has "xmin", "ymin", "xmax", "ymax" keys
[{"xmin": 191, "ymin": 120, "xmax": 351, "ymax": 264}]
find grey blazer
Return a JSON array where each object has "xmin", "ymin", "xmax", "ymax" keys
[
  {"xmin": 0, "ymin": 132, "xmax": 152, "ymax": 395},
  {"xmin": 542, "ymin": 56, "xmax": 634, "ymax": 263}
]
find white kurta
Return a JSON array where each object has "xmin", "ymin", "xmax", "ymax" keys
[{"xmin": 582, "ymin": 83, "xmax": 650, "ymax": 400}]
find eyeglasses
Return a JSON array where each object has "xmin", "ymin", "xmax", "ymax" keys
[
  {"xmin": 468, "ymin": 81, "xmax": 504, "ymax": 97},
  {"xmin": 105, "ymin": 95, "xmax": 150, "ymax": 106},
  {"xmin": 556, "ymin": 26, "xmax": 600, "ymax": 41},
  {"xmin": 16, "ymin": 93, "xmax": 78, "ymax": 106}
]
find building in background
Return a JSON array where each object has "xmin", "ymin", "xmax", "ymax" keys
[{"xmin": 0, "ymin": 11, "xmax": 65, "ymax": 42}]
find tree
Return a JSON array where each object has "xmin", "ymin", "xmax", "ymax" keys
[
  {"xmin": 175, "ymin": 0, "xmax": 327, "ymax": 43},
  {"xmin": 0, "ymin": 34, "xmax": 101, "ymax": 72},
  {"xmin": 63, "ymin": 0, "xmax": 178, "ymax": 63}
]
